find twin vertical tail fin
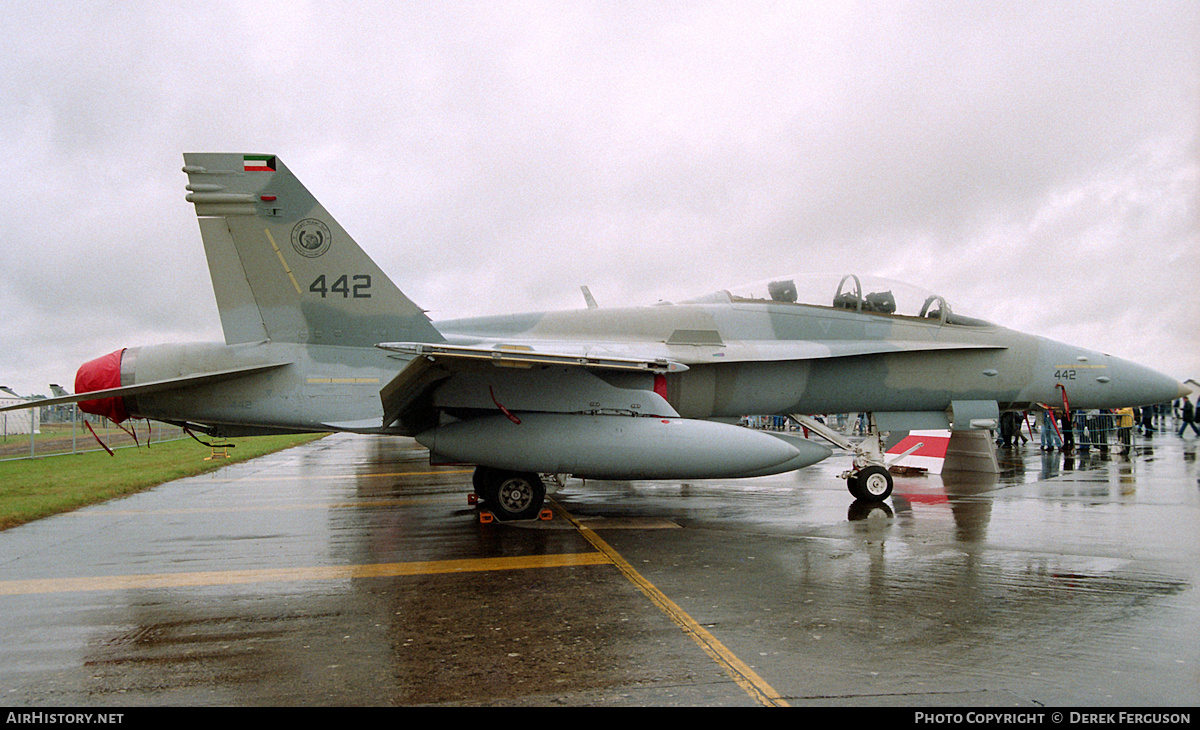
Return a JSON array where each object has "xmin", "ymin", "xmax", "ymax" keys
[{"xmin": 182, "ymin": 153, "xmax": 443, "ymax": 347}]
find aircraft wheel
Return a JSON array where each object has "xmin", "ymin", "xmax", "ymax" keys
[
  {"xmin": 847, "ymin": 466, "xmax": 892, "ymax": 502},
  {"xmin": 472, "ymin": 466, "xmax": 501, "ymax": 504},
  {"xmin": 475, "ymin": 468, "xmax": 545, "ymax": 521}
]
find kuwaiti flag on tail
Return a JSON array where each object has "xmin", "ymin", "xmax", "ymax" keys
[{"xmin": 243, "ymin": 154, "xmax": 276, "ymax": 172}]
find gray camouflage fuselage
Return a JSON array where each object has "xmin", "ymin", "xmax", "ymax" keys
[
  {"xmin": 13, "ymin": 153, "xmax": 1184, "ymax": 485},
  {"xmin": 118, "ymin": 269, "xmax": 1179, "ymax": 463}
]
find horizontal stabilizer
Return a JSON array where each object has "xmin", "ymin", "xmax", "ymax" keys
[{"xmin": 0, "ymin": 362, "xmax": 290, "ymax": 413}]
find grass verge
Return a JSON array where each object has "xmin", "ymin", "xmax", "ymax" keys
[{"xmin": 0, "ymin": 433, "xmax": 327, "ymax": 530}]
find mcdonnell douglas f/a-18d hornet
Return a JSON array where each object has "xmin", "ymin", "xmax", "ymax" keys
[{"xmin": 6, "ymin": 154, "xmax": 1186, "ymax": 520}]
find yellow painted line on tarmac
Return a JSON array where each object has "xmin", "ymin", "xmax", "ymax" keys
[
  {"xmin": 82, "ymin": 467, "xmax": 478, "ymax": 516},
  {"xmin": 203, "ymin": 469, "xmax": 476, "ymax": 483},
  {"xmin": 0, "ymin": 552, "xmax": 610, "ymax": 596},
  {"xmin": 88, "ymin": 494, "xmax": 465, "ymax": 517},
  {"xmin": 15, "ymin": 447, "xmax": 784, "ymax": 706},
  {"xmin": 550, "ymin": 498, "xmax": 790, "ymax": 708}
]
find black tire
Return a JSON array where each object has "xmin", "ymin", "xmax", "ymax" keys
[
  {"xmin": 473, "ymin": 468, "xmax": 545, "ymax": 521},
  {"xmin": 472, "ymin": 466, "xmax": 501, "ymax": 504},
  {"xmin": 847, "ymin": 465, "xmax": 892, "ymax": 502}
]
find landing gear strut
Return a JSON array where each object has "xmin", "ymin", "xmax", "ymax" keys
[
  {"xmin": 472, "ymin": 467, "xmax": 547, "ymax": 521},
  {"xmin": 789, "ymin": 413, "xmax": 897, "ymax": 502}
]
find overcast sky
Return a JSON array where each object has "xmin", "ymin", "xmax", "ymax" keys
[{"xmin": 1, "ymin": 1, "xmax": 1196, "ymax": 396}]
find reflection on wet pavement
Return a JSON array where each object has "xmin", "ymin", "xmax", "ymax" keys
[{"xmin": 0, "ymin": 420, "xmax": 1196, "ymax": 706}]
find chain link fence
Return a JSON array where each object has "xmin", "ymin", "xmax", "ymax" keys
[{"xmin": 0, "ymin": 404, "xmax": 188, "ymax": 461}]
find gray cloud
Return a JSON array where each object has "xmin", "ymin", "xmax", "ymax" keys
[{"xmin": 1, "ymin": 0, "xmax": 1195, "ymax": 395}]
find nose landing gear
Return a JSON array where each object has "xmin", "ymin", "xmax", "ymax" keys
[
  {"xmin": 790, "ymin": 413, "xmax": 902, "ymax": 503},
  {"xmin": 846, "ymin": 464, "xmax": 893, "ymax": 501}
]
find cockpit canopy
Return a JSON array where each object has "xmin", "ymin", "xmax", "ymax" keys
[{"xmin": 688, "ymin": 273, "xmax": 992, "ymax": 327}]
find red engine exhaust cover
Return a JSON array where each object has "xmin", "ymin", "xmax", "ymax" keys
[{"xmin": 75, "ymin": 349, "xmax": 129, "ymax": 423}]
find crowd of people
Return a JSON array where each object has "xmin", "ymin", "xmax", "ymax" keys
[
  {"xmin": 739, "ymin": 398, "xmax": 1200, "ymax": 458},
  {"xmin": 999, "ymin": 398, "xmax": 1198, "ymax": 455}
]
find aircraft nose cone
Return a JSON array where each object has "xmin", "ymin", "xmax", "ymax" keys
[{"xmin": 1108, "ymin": 356, "xmax": 1187, "ymax": 406}]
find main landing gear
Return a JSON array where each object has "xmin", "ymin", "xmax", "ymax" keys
[
  {"xmin": 790, "ymin": 413, "xmax": 901, "ymax": 503},
  {"xmin": 471, "ymin": 467, "xmax": 549, "ymax": 521}
]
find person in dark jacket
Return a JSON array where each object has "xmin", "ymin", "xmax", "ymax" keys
[
  {"xmin": 1179, "ymin": 398, "xmax": 1200, "ymax": 437},
  {"xmin": 1059, "ymin": 409, "xmax": 1074, "ymax": 452},
  {"xmin": 1142, "ymin": 405, "xmax": 1156, "ymax": 438}
]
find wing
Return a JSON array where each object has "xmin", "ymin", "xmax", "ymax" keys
[
  {"xmin": 374, "ymin": 342, "xmax": 687, "ymax": 434},
  {"xmin": 371, "ymin": 338, "xmax": 1005, "ymax": 434},
  {"xmin": 377, "ymin": 342, "xmax": 688, "ymax": 372},
  {"xmin": 383, "ymin": 337, "xmax": 1003, "ymax": 366}
]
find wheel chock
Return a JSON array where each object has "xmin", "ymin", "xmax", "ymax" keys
[{"xmin": 478, "ymin": 509, "xmax": 551, "ymax": 524}]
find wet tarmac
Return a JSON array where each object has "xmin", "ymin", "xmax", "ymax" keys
[{"xmin": 0, "ymin": 418, "xmax": 1197, "ymax": 707}]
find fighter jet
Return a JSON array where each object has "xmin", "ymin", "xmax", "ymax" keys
[{"xmin": 3, "ymin": 153, "xmax": 1186, "ymax": 519}]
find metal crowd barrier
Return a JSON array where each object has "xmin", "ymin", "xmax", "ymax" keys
[{"xmin": 0, "ymin": 405, "xmax": 188, "ymax": 462}]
